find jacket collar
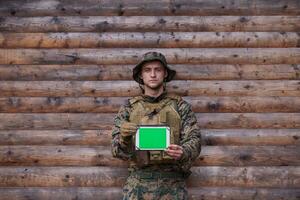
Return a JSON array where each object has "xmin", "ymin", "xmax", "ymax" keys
[{"xmin": 141, "ymin": 91, "xmax": 168, "ymax": 103}]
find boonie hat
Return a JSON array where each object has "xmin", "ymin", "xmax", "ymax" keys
[{"xmin": 132, "ymin": 52, "xmax": 176, "ymax": 84}]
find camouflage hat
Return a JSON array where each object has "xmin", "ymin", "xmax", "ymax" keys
[{"xmin": 133, "ymin": 52, "xmax": 176, "ymax": 84}]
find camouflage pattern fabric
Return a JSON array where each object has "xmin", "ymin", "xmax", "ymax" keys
[
  {"xmin": 111, "ymin": 92, "xmax": 201, "ymax": 199},
  {"xmin": 123, "ymin": 174, "xmax": 187, "ymax": 200}
]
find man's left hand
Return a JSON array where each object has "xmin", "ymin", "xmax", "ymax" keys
[{"xmin": 165, "ymin": 144, "xmax": 183, "ymax": 160}]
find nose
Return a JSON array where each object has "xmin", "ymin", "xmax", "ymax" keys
[{"xmin": 150, "ymin": 69, "xmax": 156, "ymax": 77}]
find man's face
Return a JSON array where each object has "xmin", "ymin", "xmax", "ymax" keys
[{"xmin": 140, "ymin": 61, "xmax": 168, "ymax": 90}]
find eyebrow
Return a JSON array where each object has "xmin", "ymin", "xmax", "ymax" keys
[{"xmin": 143, "ymin": 65, "xmax": 164, "ymax": 70}]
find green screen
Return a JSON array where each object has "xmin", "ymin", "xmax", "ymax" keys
[{"xmin": 138, "ymin": 127, "xmax": 167, "ymax": 150}]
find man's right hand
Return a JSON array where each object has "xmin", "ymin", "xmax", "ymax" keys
[{"xmin": 120, "ymin": 122, "xmax": 138, "ymax": 137}]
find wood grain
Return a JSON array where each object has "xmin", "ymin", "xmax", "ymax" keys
[
  {"xmin": 1, "ymin": 32, "xmax": 300, "ymax": 48},
  {"xmin": 0, "ymin": 80, "xmax": 300, "ymax": 97},
  {"xmin": 1, "ymin": 0, "xmax": 300, "ymax": 16},
  {"xmin": 1, "ymin": 96, "xmax": 300, "ymax": 113},
  {"xmin": 1, "ymin": 48, "xmax": 300, "ymax": 65},
  {"xmin": 0, "ymin": 166, "xmax": 298, "ymax": 187},
  {"xmin": 0, "ymin": 64, "xmax": 299, "ymax": 81},
  {"xmin": 0, "ymin": 145, "xmax": 299, "ymax": 166},
  {"xmin": 1, "ymin": 16, "xmax": 300, "ymax": 32},
  {"xmin": 0, "ymin": 129, "xmax": 299, "ymax": 146},
  {"xmin": 0, "ymin": 113, "xmax": 300, "ymax": 129},
  {"xmin": 0, "ymin": 187, "xmax": 299, "ymax": 200}
]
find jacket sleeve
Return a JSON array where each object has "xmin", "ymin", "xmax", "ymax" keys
[
  {"xmin": 177, "ymin": 99, "xmax": 202, "ymax": 172},
  {"xmin": 111, "ymin": 103, "xmax": 134, "ymax": 160}
]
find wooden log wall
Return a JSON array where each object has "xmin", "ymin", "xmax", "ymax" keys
[{"xmin": 0, "ymin": 0, "xmax": 300, "ymax": 199}]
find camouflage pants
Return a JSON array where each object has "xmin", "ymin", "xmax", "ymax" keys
[{"xmin": 122, "ymin": 173, "xmax": 188, "ymax": 200}]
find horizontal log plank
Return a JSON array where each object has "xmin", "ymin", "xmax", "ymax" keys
[
  {"xmin": 0, "ymin": 166, "xmax": 298, "ymax": 187},
  {"xmin": 189, "ymin": 187, "xmax": 300, "ymax": 200},
  {"xmin": 0, "ymin": 80, "xmax": 300, "ymax": 97},
  {"xmin": 187, "ymin": 96, "xmax": 300, "ymax": 113},
  {"xmin": 0, "ymin": 97, "xmax": 129, "ymax": 113},
  {"xmin": 0, "ymin": 187, "xmax": 299, "ymax": 200},
  {"xmin": 0, "ymin": 187, "xmax": 122, "ymax": 200},
  {"xmin": 0, "ymin": 64, "xmax": 299, "ymax": 81},
  {"xmin": 0, "ymin": 146, "xmax": 124, "ymax": 167},
  {"xmin": 1, "ymin": 48, "xmax": 300, "ymax": 65},
  {"xmin": 189, "ymin": 166, "xmax": 300, "ymax": 188},
  {"xmin": 0, "ymin": 113, "xmax": 114, "ymax": 130},
  {"xmin": 198, "ymin": 113, "xmax": 300, "ymax": 129},
  {"xmin": 0, "ymin": 113, "xmax": 300, "ymax": 130},
  {"xmin": 197, "ymin": 145, "xmax": 300, "ymax": 166},
  {"xmin": 0, "ymin": 129, "xmax": 299, "ymax": 146},
  {"xmin": 1, "ymin": 32, "xmax": 300, "ymax": 48},
  {"xmin": 1, "ymin": 0, "xmax": 300, "ymax": 16},
  {"xmin": 201, "ymin": 129, "xmax": 300, "ymax": 146},
  {"xmin": 0, "ymin": 130, "xmax": 112, "ymax": 146},
  {"xmin": 0, "ymin": 145, "xmax": 299, "ymax": 167},
  {"xmin": 1, "ymin": 96, "xmax": 300, "ymax": 113},
  {"xmin": 0, "ymin": 166, "xmax": 126, "ymax": 187},
  {"xmin": 1, "ymin": 16, "xmax": 300, "ymax": 32}
]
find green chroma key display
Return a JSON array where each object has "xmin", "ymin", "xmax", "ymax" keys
[{"xmin": 135, "ymin": 126, "xmax": 170, "ymax": 150}]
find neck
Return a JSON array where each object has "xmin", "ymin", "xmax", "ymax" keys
[{"xmin": 144, "ymin": 86, "xmax": 164, "ymax": 98}]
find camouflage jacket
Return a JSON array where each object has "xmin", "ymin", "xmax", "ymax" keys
[{"xmin": 111, "ymin": 92, "xmax": 201, "ymax": 176}]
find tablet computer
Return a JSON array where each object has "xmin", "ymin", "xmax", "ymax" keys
[{"xmin": 135, "ymin": 125, "xmax": 170, "ymax": 150}]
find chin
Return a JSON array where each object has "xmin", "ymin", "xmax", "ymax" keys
[{"xmin": 149, "ymin": 85, "xmax": 164, "ymax": 90}]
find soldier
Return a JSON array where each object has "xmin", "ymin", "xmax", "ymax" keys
[{"xmin": 111, "ymin": 52, "xmax": 201, "ymax": 200}]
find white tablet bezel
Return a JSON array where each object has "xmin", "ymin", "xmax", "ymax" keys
[{"xmin": 135, "ymin": 125, "xmax": 170, "ymax": 150}]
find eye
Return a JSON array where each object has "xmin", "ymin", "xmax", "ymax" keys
[{"xmin": 156, "ymin": 68, "xmax": 163, "ymax": 72}]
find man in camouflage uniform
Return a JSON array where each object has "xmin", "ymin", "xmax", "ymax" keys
[{"xmin": 111, "ymin": 52, "xmax": 201, "ymax": 200}]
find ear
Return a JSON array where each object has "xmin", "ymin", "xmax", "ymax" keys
[
  {"xmin": 139, "ymin": 73, "xmax": 143, "ymax": 80},
  {"xmin": 164, "ymin": 70, "xmax": 168, "ymax": 78}
]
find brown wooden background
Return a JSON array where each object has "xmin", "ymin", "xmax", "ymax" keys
[{"xmin": 0, "ymin": 0, "xmax": 300, "ymax": 199}]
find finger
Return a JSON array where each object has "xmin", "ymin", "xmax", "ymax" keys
[
  {"xmin": 121, "ymin": 123, "xmax": 137, "ymax": 129},
  {"xmin": 127, "ymin": 124, "xmax": 137, "ymax": 129},
  {"xmin": 127, "ymin": 125, "xmax": 137, "ymax": 130},
  {"xmin": 168, "ymin": 151, "xmax": 182, "ymax": 157},
  {"xmin": 122, "ymin": 126, "xmax": 136, "ymax": 131},
  {"xmin": 168, "ymin": 145, "xmax": 183, "ymax": 151},
  {"xmin": 168, "ymin": 144, "xmax": 182, "ymax": 149},
  {"xmin": 121, "ymin": 133, "xmax": 131, "ymax": 137},
  {"xmin": 127, "ymin": 122, "xmax": 137, "ymax": 126},
  {"xmin": 122, "ymin": 128, "xmax": 136, "ymax": 133},
  {"xmin": 122, "ymin": 126, "xmax": 137, "ymax": 131},
  {"xmin": 166, "ymin": 149, "xmax": 182, "ymax": 154},
  {"xmin": 165, "ymin": 150, "xmax": 182, "ymax": 157},
  {"xmin": 127, "ymin": 123, "xmax": 138, "ymax": 128},
  {"xmin": 168, "ymin": 144, "xmax": 177, "ymax": 148},
  {"xmin": 167, "ymin": 147, "xmax": 183, "ymax": 152},
  {"xmin": 121, "ymin": 129, "xmax": 134, "ymax": 135},
  {"xmin": 166, "ymin": 152, "xmax": 182, "ymax": 158},
  {"xmin": 165, "ymin": 152, "xmax": 179, "ymax": 158},
  {"xmin": 165, "ymin": 152, "xmax": 182, "ymax": 159}
]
